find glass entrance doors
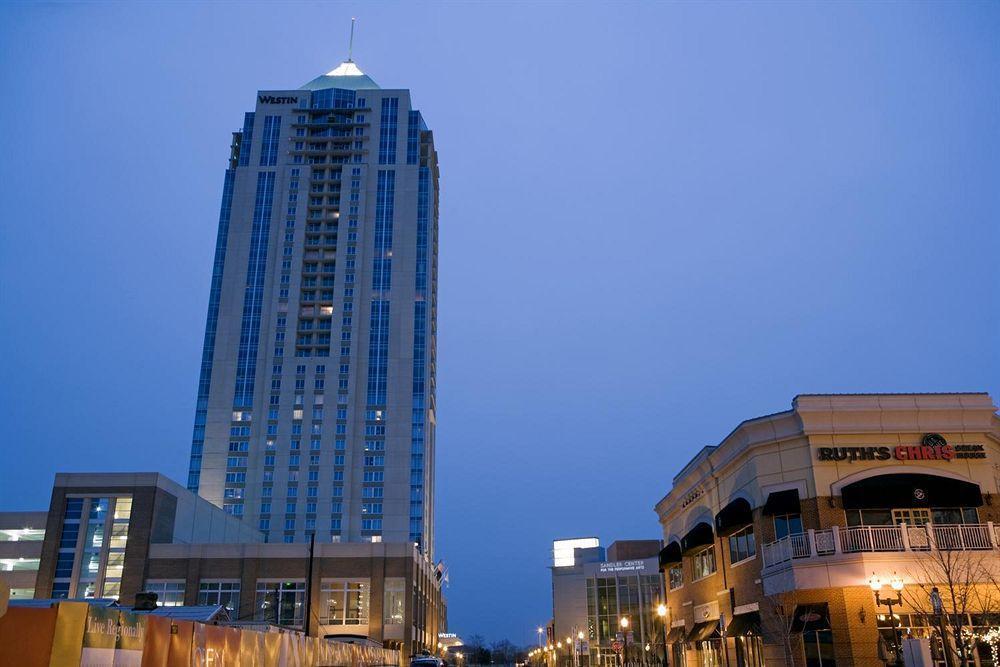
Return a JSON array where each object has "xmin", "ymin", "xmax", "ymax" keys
[{"xmin": 892, "ymin": 509, "xmax": 931, "ymax": 526}]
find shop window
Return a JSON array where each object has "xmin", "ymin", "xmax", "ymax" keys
[
  {"xmin": 696, "ymin": 639, "xmax": 723, "ymax": 666},
  {"xmin": 383, "ymin": 578, "xmax": 404, "ymax": 625},
  {"xmin": 735, "ymin": 635, "xmax": 764, "ymax": 667},
  {"xmin": 803, "ymin": 630, "xmax": 835, "ymax": 666},
  {"xmin": 671, "ymin": 643, "xmax": 687, "ymax": 667},
  {"xmin": 774, "ymin": 513, "xmax": 803, "ymax": 539}
]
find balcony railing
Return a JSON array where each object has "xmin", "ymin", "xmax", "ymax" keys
[{"xmin": 761, "ymin": 523, "xmax": 1000, "ymax": 569}]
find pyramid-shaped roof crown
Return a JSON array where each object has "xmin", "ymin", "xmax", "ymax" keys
[{"xmin": 300, "ymin": 60, "xmax": 380, "ymax": 91}]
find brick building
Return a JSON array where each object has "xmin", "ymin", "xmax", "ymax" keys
[
  {"xmin": 654, "ymin": 393, "xmax": 1000, "ymax": 667},
  {"xmin": 1, "ymin": 472, "xmax": 446, "ymax": 659}
]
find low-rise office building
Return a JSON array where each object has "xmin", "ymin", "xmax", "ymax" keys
[
  {"xmin": 655, "ymin": 393, "xmax": 1000, "ymax": 667},
  {"xmin": 0, "ymin": 511, "xmax": 46, "ymax": 600},
  {"xmin": 0, "ymin": 472, "xmax": 446, "ymax": 659},
  {"xmin": 550, "ymin": 538, "xmax": 665, "ymax": 667}
]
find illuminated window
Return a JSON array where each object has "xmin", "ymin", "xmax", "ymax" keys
[{"xmin": 691, "ymin": 546, "xmax": 716, "ymax": 580}]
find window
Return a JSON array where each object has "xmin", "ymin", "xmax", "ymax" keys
[
  {"xmin": 691, "ymin": 546, "xmax": 716, "ymax": 580},
  {"xmin": 319, "ymin": 580, "xmax": 370, "ymax": 625},
  {"xmin": 144, "ymin": 580, "xmax": 185, "ymax": 606},
  {"xmin": 728, "ymin": 525, "xmax": 756, "ymax": 564},
  {"xmin": 735, "ymin": 635, "xmax": 764, "ymax": 667},
  {"xmin": 199, "ymin": 581, "xmax": 240, "ymax": 614},
  {"xmin": 696, "ymin": 639, "xmax": 723, "ymax": 667},
  {"xmin": 668, "ymin": 565, "xmax": 683, "ymax": 590},
  {"xmin": 255, "ymin": 581, "xmax": 305, "ymax": 628},
  {"xmin": 803, "ymin": 629, "xmax": 835, "ymax": 666},
  {"xmin": 383, "ymin": 578, "xmax": 405, "ymax": 625},
  {"xmin": 774, "ymin": 514, "xmax": 803, "ymax": 539}
]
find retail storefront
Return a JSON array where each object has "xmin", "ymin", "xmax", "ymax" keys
[{"xmin": 654, "ymin": 393, "xmax": 1000, "ymax": 667}]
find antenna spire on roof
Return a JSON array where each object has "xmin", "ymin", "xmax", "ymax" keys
[{"xmin": 348, "ymin": 17, "xmax": 356, "ymax": 62}]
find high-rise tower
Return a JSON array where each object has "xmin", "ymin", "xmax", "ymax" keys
[{"xmin": 186, "ymin": 59, "xmax": 439, "ymax": 556}]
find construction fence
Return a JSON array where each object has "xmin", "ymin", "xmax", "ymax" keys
[{"xmin": 0, "ymin": 601, "xmax": 401, "ymax": 667}]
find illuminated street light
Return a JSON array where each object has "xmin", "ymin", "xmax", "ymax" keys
[
  {"xmin": 618, "ymin": 617, "xmax": 630, "ymax": 667},
  {"xmin": 656, "ymin": 604, "xmax": 668, "ymax": 667},
  {"xmin": 870, "ymin": 573, "xmax": 905, "ymax": 664}
]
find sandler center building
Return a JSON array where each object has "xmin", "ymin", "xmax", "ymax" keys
[{"xmin": 655, "ymin": 393, "xmax": 1000, "ymax": 667}]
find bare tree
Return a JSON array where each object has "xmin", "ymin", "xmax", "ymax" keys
[
  {"xmin": 760, "ymin": 589, "xmax": 801, "ymax": 666},
  {"xmin": 901, "ymin": 546, "xmax": 1000, "ymax": 666}
]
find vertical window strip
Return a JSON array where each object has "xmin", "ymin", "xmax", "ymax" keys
[
  {"xmin": 406, "ymin": 110, "xmax": 421, "ymax": 165},
  {"xmin": 238, "ymin": 113, "xmax": 255, "ymax": 167},
  {"xmin": 233, "ymin": 172, "xmax": 276, "ymax": 409},
  {"xmin": 188, "ymin": 168, "xmax": 236, "ymax": 491},
  {"xmin": 409, "ymin": 165, "xmax": 430, "ymax": 545},
  {"xmin": 378, "ymin": 98, "xmax": 398, "ymax": 165},
  {"xmin": 259, "ymin": 116, "xmax": 282, "ymax": 167},
  {"xmin": 366, "ymin": 170, "xmax": 395, "ymax": 408}
]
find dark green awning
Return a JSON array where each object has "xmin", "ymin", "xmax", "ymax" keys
[
  {"xmin": 658, "ymin": 542, "xmax": 682, "ymax": 569},
  {"xmin": 681, "ymin": 522, "xmax": 714, "ymax": 554},
  {"xmin": 726, "ymin": 612, "xmax": 761, "ymax": 636},
  {"xmin": 685, "ymin": 620, "xmax": 720, "ymax": 643},
  {"xmin": 665, "ymin": 626, "xmax": 687, "ymax": 644},
  {"xmin": 763, "ymin": 489, "xmax": 800, "ymax": 516},
  {"xmin": 715, "ymin": 498, "xmax": 753, "ymax": 537}
]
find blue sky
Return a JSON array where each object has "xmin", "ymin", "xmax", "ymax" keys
[{"xmin": 1, "ymin": 0, "xmax": 998, "ymax": 645}]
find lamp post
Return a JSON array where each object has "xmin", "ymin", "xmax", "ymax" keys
[
  {"xmin": 656, "ymin": 604, "xmax": 668, "ymax": 667},
  {"xmin": 870, "ymin": 573, "xmax": 904, "ymax": 664},
  {"xmin": 538, "ymin": 627, "xmax": 545, "ymax": 649},
  {"xmin": 620, "ymin": 617, "xmax": 630, "ymax": 667},
  {"xmin": 577, "ymin": 630, "xmax": 585, "ymax": 667}
]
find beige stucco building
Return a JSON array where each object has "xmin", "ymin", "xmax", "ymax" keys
[{"xmin": 654, "ymin": 393, "xmax": 1000, "ymax": 667}]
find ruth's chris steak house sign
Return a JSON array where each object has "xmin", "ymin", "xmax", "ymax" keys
[{"xmin": 817, "ymin": 434, "xmax": 986, "ymax": 463}]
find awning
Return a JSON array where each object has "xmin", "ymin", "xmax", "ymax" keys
[
  {"xmin": 685, "ymin": 620, "xmax": 720, "ymax": 643},
  {"xmin": 665, "ymin": 626, "xmax": 687, "ymax": 644},
  {"xmin": 659, "ymin": 542, "xmax": 682, "ymax": 569},
  {"xmin": 841, "ymin": 473, "xmax": 983, "ymax": 510},
  {"xmin": 726, "ymin": 612, "xmax": 761, "ymax": 637},
  {"xmin": 790, "ymin": 603, "xmax": 831, "ymax": 633},
  {"xmin": 680, "ymin": 522, "xmax": 714, "ymax": 554},
  {"xmin": 763, "ymin": 489, "xmax": 801, "ymax": 516},
  {"xmin": 715, "ymin": 498, "xmax": 753, "ymax": 537}
]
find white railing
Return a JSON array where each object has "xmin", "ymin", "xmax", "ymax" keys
[
  {"xmin": 761, "ymin": 523, "xmax": 1000, "ymax": 569},
  {"xmin": 840, "ymin": 525, "xmax": 905, "ymax": 552},
  {"xmin": 933, "ymin": 524, "xmax": 993, "ymax": 550}
]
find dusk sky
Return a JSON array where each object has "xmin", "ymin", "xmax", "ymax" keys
[{"xmin": 1, "ymin": 0, "xmax": 998, "ymax": 645}]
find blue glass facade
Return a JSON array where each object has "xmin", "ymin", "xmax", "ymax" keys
[
  {"xmin": 366, "ymin": 170, "xmax": 395, "ymax": 407},
  {"xmin": 409, "ymin": 166, "xmax": 431, "ymax": 544},
  {"xmin": 406, "ymin": 110, "xmax": 422, "ymax": 165},
  {"xmin": 310, "ymin": 88, "xmax": 356, "ymax": 109},
  {"xmin": 259, "ymin": 116, "xmax": 281, "ymax": 167},
  {"xmin": 237, "ymin": 113, "xmax": 255, "ymax": 167},
  {"xmin": 233, "ymin": 171, "xmax": 276, "ymax": 408},
  {"xmin": 187, "ymin": 168, "xmax": 236, "ymax": 492},
  {"xmin": 378, "ymin": 98, "xmax": 399, "ymax": 165}
]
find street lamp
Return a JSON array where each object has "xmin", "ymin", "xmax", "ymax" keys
[
  {"xmin": 870, "ymin": 573, "xmax": 904, "ymax": 664},
  {"xmin": 619, "ymin": 617, "xmax": 630, "ymax": 667},
  {"xmin": 656, "ymin": 604, "xmax": 668, "ymax": 667},
  {"xmin": 538, "ymin": 627, "xmax": 545, "ymax": 649}
]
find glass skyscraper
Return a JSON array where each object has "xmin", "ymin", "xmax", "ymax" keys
[{"xmin": 186, "ymin": 60, "xmax": 439, "ymax": 556}]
